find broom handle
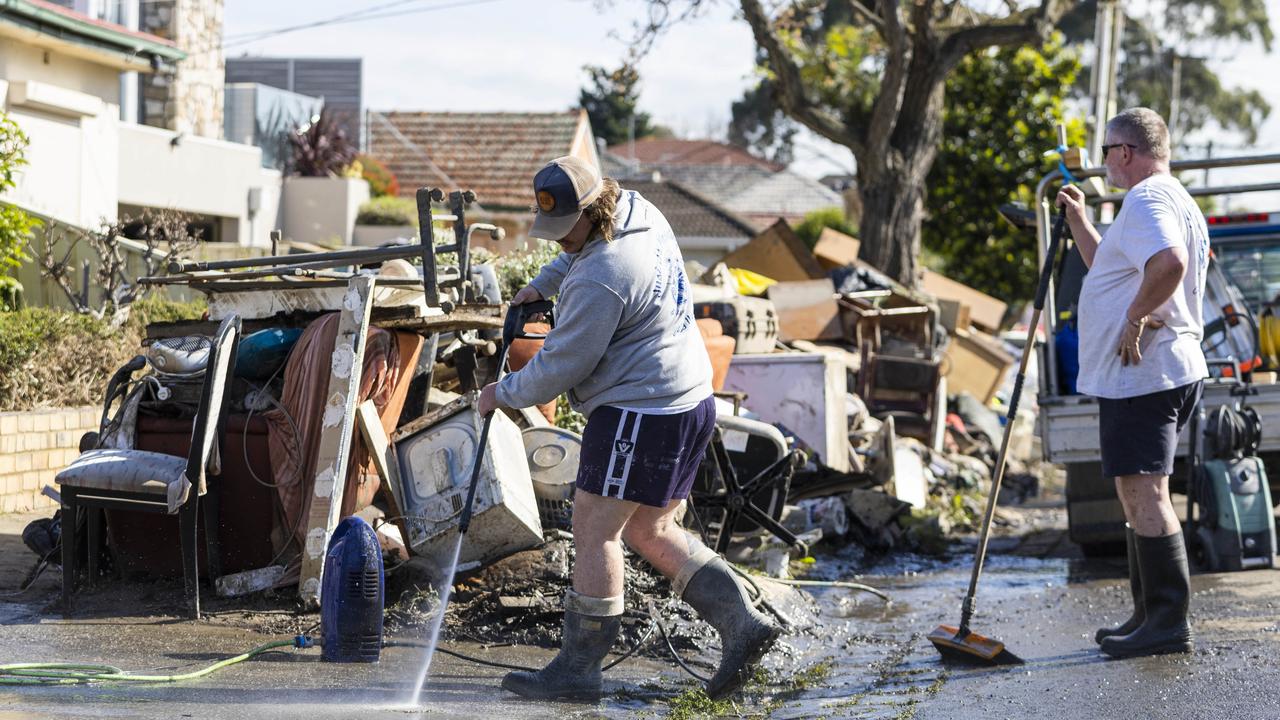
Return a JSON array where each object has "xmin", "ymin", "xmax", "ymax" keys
[{"xmin": 958, "ymin": 212, "xmax": 1066, "ymax": 636}]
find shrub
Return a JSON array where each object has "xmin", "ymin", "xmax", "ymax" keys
[
  {"xmin": 358, "ymin": 154, "xmax": 400, "ymax": 198},
  {"xmin": 356, "ymin": 196, "xmax": 419, "ymax": 226},
  {"xmin": 0, "ymin": 296, "xmax": 206, "ymax": 411},
  {"xmin": 793, "ymin": 206, "xmax": 855, "ymax": 250},
  {"xmin": 1, "ymin": 112, "xmax": 39, "ymax": 281},
  {"xmin": 492, "ymin": 240, "xmax": 561, "ymax": 300},
  {"xmin": 287, "ymin": 108, "xmax": 357, "ymax": 178}
]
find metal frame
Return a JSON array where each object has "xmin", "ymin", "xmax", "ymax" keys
[{"xmin": 1034, "ymin": 152, "xmax": 1280, "ymax": 397}]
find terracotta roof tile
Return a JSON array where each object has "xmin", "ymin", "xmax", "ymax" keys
[
  {"xmin": 367, "ymin": 111, "xmax": 586, "ymax": 210},
  {"xmin": 606, "ymin": 138, "xmax": 782, "ymax": 171}
]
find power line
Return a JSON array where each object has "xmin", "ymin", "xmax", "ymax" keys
[
  {"xmin": 183, "ymin": 0, "xmax": 510, "ymax": 56},
  {"xmin": 221, "ymin": 0, "xmax": 428, "ymax": 41}
]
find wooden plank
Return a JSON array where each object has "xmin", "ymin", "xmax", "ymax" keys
[
  {"xmin": 919, "ymin": 269, "xmax": 1007, "ymax": 332},
  {"xmin": 713, "ymin": 220, "xmax": 826, "ymax": 282},
  {"xmin": 812, "ymin": 227, "xmax": 861, "ymax": 270},
  {"xmin": 936, "ymin": 298, "xmax": 970, "ymax": 334},
  {"xmin": 298, "ymin": 275, "xmax": 377, "ymax": 607},
  {"xmin": 766, "ymin": 279, "xmax": 843, "ymax": 342},
  {"xmin": 943, "ymin": 328, "xmax": 1014, "ymax": 405},
  {"xmin": 357, "ymin": 399, "xmax": 411, "ymax": 557}
]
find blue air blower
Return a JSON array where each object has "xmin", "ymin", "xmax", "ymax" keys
[{"xmin": 321, "ymin": 516, "xmax": 384, "ymax": 662}]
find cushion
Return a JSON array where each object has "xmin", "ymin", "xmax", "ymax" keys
[{"xmin": 56, "ymin": 449, "xmax": 191, "ymax": 514}]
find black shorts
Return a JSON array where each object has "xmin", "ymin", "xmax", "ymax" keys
[
  {"xmin": 576, "ymin": 396, "xmax": 717, "ymax": 507},
  {"xmin": 1098, "ymin": 381, "xmax": 1203, "ymax": 478}
]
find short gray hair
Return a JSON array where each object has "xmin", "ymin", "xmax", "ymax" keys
[{"xmin": 1107, "ymin": 107, "xmax": 1171, "ymax": 162}]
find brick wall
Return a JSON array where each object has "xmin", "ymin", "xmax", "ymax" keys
[{"xmin": 0, "ymin": 407, "xmax": 98, "ymax": 514}]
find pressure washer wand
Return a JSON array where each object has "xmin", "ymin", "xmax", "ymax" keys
[{"xmin": 457, "ymin": 300, "xmax": 554, "ymax": 535}]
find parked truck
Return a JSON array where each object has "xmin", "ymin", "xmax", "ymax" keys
[{"xmin": 1033, "ymin": 153, "xmax": 1280, "ymax": 555}]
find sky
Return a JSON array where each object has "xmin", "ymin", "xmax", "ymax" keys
[{"xmin": 222, "ymin": 0, "xmax": 1279, "ymax": 205}]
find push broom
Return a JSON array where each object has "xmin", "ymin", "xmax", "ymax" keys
[{"xmin": 927, "ymin": 205, "xmax": 1069, "ymax": 665}]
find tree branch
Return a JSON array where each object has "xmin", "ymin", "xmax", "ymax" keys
[
  {"xmin": 865, "ymin": 0, "xmax": 911, "ymax": 160},
  {"xmin": 935, "ymin": 0, "xmax": 1073, "ymax": 81},
  {"xmin": 739, "ymin": 0, "xmax": 862, "ymax": 154},
  {"xmin": 844, "ymin": 0, "xmax": 885, "ymax": 34}
]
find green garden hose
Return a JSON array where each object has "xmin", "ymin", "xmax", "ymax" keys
[{"xmin": 0, "ymin": 638, "xmax": 299, "ymax": 686}]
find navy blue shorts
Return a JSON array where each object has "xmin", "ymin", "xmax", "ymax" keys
[
  {"xmin": 1098, "ymin": 380, "xmax": 1203, "ymax": 478},
  {"xmin": 576, "ymin": 396, "xmax": 717, "ymax": 507}
]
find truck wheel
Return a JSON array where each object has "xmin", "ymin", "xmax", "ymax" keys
[{"xmin": 1066, "ymin": 462, "xmax": 1127, "ymax": 556}]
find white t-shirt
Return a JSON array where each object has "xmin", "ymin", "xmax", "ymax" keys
[{"xmin": 1076, "ymin": 174, "xmax": 1209, "ymax": 399}]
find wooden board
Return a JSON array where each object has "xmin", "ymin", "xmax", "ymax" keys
[
  {"xmin": 766, "ymin": 279, "xmax": 843, "ymax": 342},
  {"xmin": 298, "ymin": 275, "xmax": 376, "ymax": 607},
  {"xmin": 944, "ymin": 328, "xmax": 1014, "ymax": 405},
  {"xmin": 920, "ymin": 269, "xmax": 1007, "ymax": 333},
  {"xmin": 812, "ymin": 227, "xmax": 861, "ymax": 270},
  {"xmin": 357, "ymin": 399, "xmax": 411, "ymax": 558},
  {"xmin": 936, "ymin": 298, "xmax": 971, "ymax": 333},
  {"xmin": 713, "ymin": 219, "xmax": 826, "ymax": 282}
]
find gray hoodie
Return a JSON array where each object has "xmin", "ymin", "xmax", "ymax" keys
[{"xmin": 495, "ymin": 190, "xmax": 713, "ymax": 418}]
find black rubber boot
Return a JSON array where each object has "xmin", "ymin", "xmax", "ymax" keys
[
  {"xmin": 1100, "ymin": 531, "xmax": 1193, "ymax": 659},
  {"xmin": 1095, "ymin": 526, "xmax": 1144, "ymax": 644},
  {"xmin": 681, "ymin": 558, "xmax": 781, "ymax": 699},
  {"xmin": 501, "ymin": 595, "xmax": 622, "ymax": 701}
]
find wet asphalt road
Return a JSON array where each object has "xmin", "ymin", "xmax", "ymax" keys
[{"xmin": 3, "ymin": 510, "xmax": 1280, "ymax": 719}]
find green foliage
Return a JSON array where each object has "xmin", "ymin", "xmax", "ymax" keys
[
  {"xmin": 492, "ymin": 240, "xmax": 561, "ymax": 300},
  {"xmin": 357, "ymin": 154, "xmax": 400, "ymax": 198},
  {"xmin": 0, "ymin": 111, "xmax": 38, "ymax": 278},
  {"xmin": 1059, "ymin": 1, "xmax": 1272, "ymax": 143},
  {"xmin": 0, "ymin": 275, "xmax": 21, "ymax": 311},
  {"xmin": 0, "ymin": 296, "xmax": 205, "ymax": 411},
  {"xmin": 663, "ymin": 686, "xmax": 736, "ymax": 720},
  {"xmin": 578, "ymin": 64, "xmax": 654, "ymax": 147},
  {"xmin": 922, "ymin": 36, "xmax": 1085, "ymax": 303},
  {"xmin": 794, "ymin": 207, "xmax": 855, "ymax": 250},
  {"xmin": 356, "ymin": 196, "xmax": 418, "ymax": 226}
]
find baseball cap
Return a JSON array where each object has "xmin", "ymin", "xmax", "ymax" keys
[{"xmin": 529, "ymin": 156, "xmax": 604, "ymax": 241}]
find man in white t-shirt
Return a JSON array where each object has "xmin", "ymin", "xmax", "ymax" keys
[{"xmin": 1057, "ymin": 107, "xmax": 1208, "ymax": 660}]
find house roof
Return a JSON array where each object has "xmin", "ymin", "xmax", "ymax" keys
[
  {"xmin": 0, "ymin": 0, "xmax": 184, "ymax": 72},
  {"xmin": 367, "ymin": 110, "xmax": 595, "ymax": 210},
  {"xmin": 623, "ymin": 178, "xmax": 758, "ymax": 240},
  {"xmin": 606, "ymin": 138, "xmax": 782, "ymax": 171},
  {"xmin": 620, "ymin": 164, "xmax": 842, "ymax": 222}
]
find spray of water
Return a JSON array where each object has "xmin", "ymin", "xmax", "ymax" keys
[{"xmin": 409, "ymin": 533, "xmax": 464, "ymax": 705}]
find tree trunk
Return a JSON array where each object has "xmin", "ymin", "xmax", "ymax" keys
[
  {"xmin": 856, "ymin": 74, "xmax": 946, "ymax": 288},
  {"xmin": 857, "ymin": 163, "xmax": 930, "ymax": 285}
]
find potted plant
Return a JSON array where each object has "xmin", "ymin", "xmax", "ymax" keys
[
  {"xmin": 353, "ymin": 196, "xmax": 420, "ymax": 247},
  {"xmin": 280, "ymin": 109, "xmax": 370, "ymax": 246}
]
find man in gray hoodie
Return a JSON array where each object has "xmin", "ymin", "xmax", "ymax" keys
[{"xmin": 478, "ymin": 156, "xmax": 780, "ymax": 701}]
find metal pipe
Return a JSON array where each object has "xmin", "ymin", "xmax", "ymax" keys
[{"xmin": 170, "ymin": 242, "xmax": 436, "ymax": 274}]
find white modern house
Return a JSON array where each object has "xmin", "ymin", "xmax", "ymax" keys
[{"xmin": 0, "ymin": 0, "xmax": 300, "ymax": 306}]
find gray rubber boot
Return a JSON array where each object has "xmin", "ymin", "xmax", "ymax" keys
[
  {"xmin": 1095, "ymin": 526, "xmax": 1144, "ymax": 644},
  {"xmin": 679, "ymin": 556, "xmax": 781, "ymax": 700},
  {"xmin": 501, "ymin": 591, "xmax": 622, "ymax": 701},
  {"xmin": 1100, "ymin": 531, "xmax": 1193, "ymax": 659}
]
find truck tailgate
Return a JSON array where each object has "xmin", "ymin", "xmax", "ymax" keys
[{"xmin": 1038, "ymin": 382, "xmax": 1280, "ymax": 464}]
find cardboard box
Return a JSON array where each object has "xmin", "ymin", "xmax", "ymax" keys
[
  {"xmin": 813, "ymin": 227, "xmax": 861, "ymax": 270},
  {"xmin": 944, "ymin": 329, "xmax": 1015, "ymax": 404},
  {"xmin": 767, "ymin": 279, "xmax": 843, "ymax": 342},
  {"xmin": 713, "ymin": 220, "xmax": 826, "ymax": 282},
  {"xmin": 920, "ymin": 270, "xmax": 1007, "ymax": 333}
]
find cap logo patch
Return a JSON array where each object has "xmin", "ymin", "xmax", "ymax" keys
[{"xmin": 537, "ymin": 190, "xmax": 556, "ymax": 213}]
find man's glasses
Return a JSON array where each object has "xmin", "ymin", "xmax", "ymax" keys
[{"xmin": 1101, "ymin": 143, "xmax": 1137, "ymax": 160}]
